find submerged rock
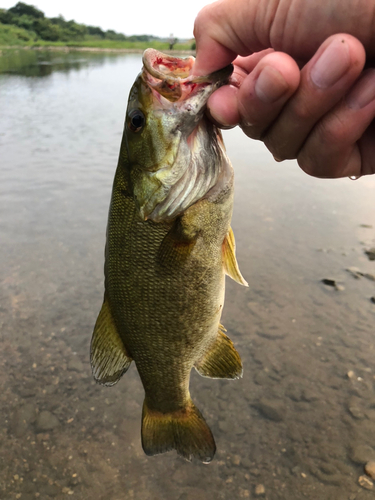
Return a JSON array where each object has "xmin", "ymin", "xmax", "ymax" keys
[
  {"xmin": 365, "ymin": 461, "xmax": 375, "ymax": 480},
  {"xmin": 254, "ymin": 398, "xmax": 285, "ymax": 422},
  {"xmin": 11, "ymin": 404, "xmax": 36, "ymax": 438},
  {"xmin": 322, "ymin": 278, "xmax": 336, "ymax": 287},
  {"xmin": 350, "ymin": 444, "xmax": 375, "ymax": 464},
  {"xmin": 358, "ymin": 475, "xmax": 374, "ymax": 490},
  {"xmin": 35, "ymin": 411, "xmax": 60, "ymax": 432},
  {"xmin": 365, "ymin": 248, "xmax": 375, "ymax": 261},
  {"xmin": 255, "ymin": 484, "xmax": 266, "ymax": 496},
  {"xmin": 346, "ymin": 267, "xmax": 362, "ymax": 279},
  {"xmin": 321, "ymin": 278, "xmax": 345, "ymax": 291}
]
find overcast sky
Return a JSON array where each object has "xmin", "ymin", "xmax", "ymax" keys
[{"xmin": 1, "ymin": 0, "xmax": 216, "ymax": 38}]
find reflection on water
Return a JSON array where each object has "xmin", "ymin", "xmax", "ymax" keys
[
  {"xmin": 1, "ymin": 50, "xmax": 375, "ymax": 500},
  {"xmin": 0, "ymin": 48, "xmax": 123, "ymax": 76}
]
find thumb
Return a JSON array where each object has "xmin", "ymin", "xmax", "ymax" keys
[{"xmin": 193, "ymin": 0, "xmax": 270, "ymax": 75}]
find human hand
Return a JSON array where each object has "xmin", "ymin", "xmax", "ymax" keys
[{"xmin": 194, "ymin": 0, "xmax": 375, "ymax": 178}]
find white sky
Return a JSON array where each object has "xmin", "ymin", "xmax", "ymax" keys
[{"xmin": 0, "ymin": 0, "xmax": 217, "ymax": 38}]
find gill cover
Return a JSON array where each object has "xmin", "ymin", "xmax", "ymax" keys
[{"xmin": 123, "ymin": 49, "xmax": 233, "ymax": 222}]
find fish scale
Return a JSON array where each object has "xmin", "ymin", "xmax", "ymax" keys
[{"xmin": 90, "ymin": 49, "xmax": 247, "ymax": 462}]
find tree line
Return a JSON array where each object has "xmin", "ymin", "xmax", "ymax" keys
[{"xmin": 0, "ymin": 2, "xmax": 161, "ymax": 42}]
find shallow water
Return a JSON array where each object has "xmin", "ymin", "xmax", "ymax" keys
[{"xmin": 1, "ymin": 49, "xmax": 375, "ymax": 500}]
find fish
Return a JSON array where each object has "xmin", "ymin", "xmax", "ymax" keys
[{"xmin": 90, "ymin": 49, "xmax": 248, "ymax": 463}]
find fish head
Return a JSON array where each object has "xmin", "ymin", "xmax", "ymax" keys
[{"xmin": 122, "ymin": 49, "xmax": 233, "ymax": 222}]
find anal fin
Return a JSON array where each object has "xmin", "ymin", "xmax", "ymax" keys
[
  {"xmin": 195, "ymin": 325, "xmax": 243, "ymax": 379},
  {"xmin": 90, "ymin": 298, "xmax": 132, "ymax": 386},
  {"xmin": 222, "ymin": 227, "xmax": 248, "ymax": 286}
]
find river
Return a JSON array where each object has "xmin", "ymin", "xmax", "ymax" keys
[{"xmin": 1, "ymin": 48, "xmax": 375, "ymax": 500}]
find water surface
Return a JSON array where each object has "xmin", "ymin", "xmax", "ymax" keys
[{"xmin": 1, "ymin": 49, "xmax": 375, "ymax": 500}]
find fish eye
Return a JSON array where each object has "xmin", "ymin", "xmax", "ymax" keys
[{"xmin": 128, "ymin": 109, "xmax": 145, "ymax": 133}]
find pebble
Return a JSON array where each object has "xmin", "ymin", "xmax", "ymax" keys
[
  {"xmin": 255, "ymin": 484, "xmax": 266, "ymax": 495},
  {"xmin": 350, "ymin": 444, "xmax": 375, "ymax": 464},
  {"xmin": 365, "ymin": 460, "xmax": 375, "ymax": 479},
  {"xmin": 239, "ymin": 488, "xmax": 250, "ymax": 498},
  {"xmin": 365, "ymin": 248, "xmax": 375, "ymax": 261},
  {"xmin": 346, "ymin": 267, "xmax": 362, "ymax": 279},
  {"xmin": 11, "ymin": 404, "xmax": 36, "ymax": 438},
  {"xmin": 35, "ymin": 411, "xmax": 60, "ymax": 432},
  {"xmin": 321, "ymin": 278, "xmax": 336, "ymax": 287},
  {"xmin": 348, "ymin": 400, "xmax": 365, "ymax": 420},
  {"xmin": 358, "ymin": 475, "xmax": 374, "ymax": 490},
  {"xmin": 241, "ymin": 458, "xmax": 252, "ymax": 469},
  {"xmin": 371, "ymin": 297, "xmax": 375, "ymax": 304},
  {"xmin": 321, "ymin": 278, "xmax": 344, "ymax": 291}
]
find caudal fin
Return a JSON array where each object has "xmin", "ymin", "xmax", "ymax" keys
[{"xmin": 141, "ymin": 399, "xmax": 216, "ymax": 463}]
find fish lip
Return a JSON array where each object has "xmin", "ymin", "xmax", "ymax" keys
[{"xmin": 142, "ymin": 49, "xmax": 233, "ymax": 102}]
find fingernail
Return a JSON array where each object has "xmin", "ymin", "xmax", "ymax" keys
[
  {"xmin": 254, "ymin": 66, "xmax": 289, "ymax": 104},
  {"xmin": 310, "ymin": 38, "xmax": 350, "ymax": 88},
  {"xmin": 346, "ymin": 69, "xmax": 375, "ymax": 109}
]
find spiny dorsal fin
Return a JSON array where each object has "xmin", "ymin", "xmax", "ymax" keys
[
  {"xmin": 142, "ymin": 398, "xmax": 216, "ymax": 463},
  {"xmin": 194, "ymin": 325, "xmax": 243, "ymax": 379},
  {"xmin": 222, "ymin": 227, "xmax": 248, "ymax": 286},
  {"xmin": 90, "ymin": 298, "xmax": 132, "ymax": 386}
]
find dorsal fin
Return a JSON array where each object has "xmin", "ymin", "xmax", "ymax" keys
[
  {"xmin": 90, "ymin": 298, "xmax": 132, "ymax": 386},
  {"xmin": 222, "ymin": 227, "xmax": 248, "ymax": 286}
]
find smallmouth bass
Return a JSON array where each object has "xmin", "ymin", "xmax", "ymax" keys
[{"xmin": 91, "ymin": 49, "xmax": 247, "ymax": 463}]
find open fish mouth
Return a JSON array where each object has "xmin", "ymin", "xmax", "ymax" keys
[
  {"xmin": 142, "ymin": 48, "xmax": 233, "ymax": 103},
  {"xmin": 132, "ymin": 50, "xmax": 233, "ymax": 223}
]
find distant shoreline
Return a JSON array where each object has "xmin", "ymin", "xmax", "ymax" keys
[{"xmin": 0, "ymin": 46, "xmax": 196, "ymax": 55}]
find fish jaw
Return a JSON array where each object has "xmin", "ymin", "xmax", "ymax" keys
[{"xmin": 125, "ymin": 50, "xmax": 233, "ymax": 222}]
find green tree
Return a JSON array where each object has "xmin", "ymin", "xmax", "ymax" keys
[
  {"xmin": 9, "ymin": 2, "xmax": 44, "ymax": 19},
  {"xmin": 33, "ymin": 18, "xmax": 62, "ymax": 41},
  {"xmin": 0, "ymin": 8, "xmax": 15, "ymax": 24},
  {"xmin": 87, "ymin": 25, "xmax": 105, "ymax": 38}
]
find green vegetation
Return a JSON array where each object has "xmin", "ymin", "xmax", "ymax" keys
[{"xmin": 0, "ymin": 2, "xmax": 195, "ymax": 50}]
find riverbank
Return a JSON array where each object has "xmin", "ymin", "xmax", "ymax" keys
[{"xmin": 0, "ymin": 45, "xmax": 195, "ymax": 55}]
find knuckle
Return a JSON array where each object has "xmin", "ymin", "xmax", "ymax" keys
[
  {"xmin": 315, "ymin": 111, "xmax": 348, "ymax": 147},
  {"xmin": 292, "ymin": 102, "xmax": 315, "ymax": 122},
  {"xmin": 240, "ymin": 122, "xmax": 264, "ymax": 140},
  {"xmin": 263, "ymin": 133, "xmax": 296, "ymax": 161}
]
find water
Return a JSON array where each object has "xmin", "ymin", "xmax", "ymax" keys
[{"xmin": 1, "ymin": 49, "xmax": 375, "ymax": 500}]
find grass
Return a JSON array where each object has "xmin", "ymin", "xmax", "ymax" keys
[
  {"xmin": 0, "ymin": 22, "xmax": 36, "ymax": 45},
  {"xmin": 0, "ymin": 23, "xmax": 195, "ymax": 52}
]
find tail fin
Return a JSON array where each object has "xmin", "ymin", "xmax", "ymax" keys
[{"xmin": 141, "ymin": 399, "xmax": 216, "ymax": 463}]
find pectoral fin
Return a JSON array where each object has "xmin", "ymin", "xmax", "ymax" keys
[
  {"xmin": 90, "ymin": 298, "xmax": 132, "ymax": 386},
  {"xmin": 194, "ymin": 325, "xmax": 243, "ymax": 379},
  {"xmin": 222, "ymin": 227, "xmax": 248, "ymax": 286},
  {"xmin": 157, "ymin": 222, "xmax": 198, "ymax": 268}
]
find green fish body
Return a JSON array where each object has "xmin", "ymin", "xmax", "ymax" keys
[{"xmin": 91, "ymin": 50, "xmax": 247, "ymax": 463}]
